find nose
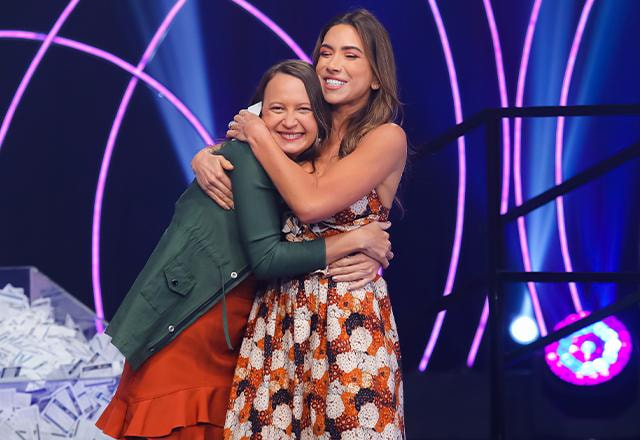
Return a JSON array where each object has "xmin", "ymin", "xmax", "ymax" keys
[
  {"xmin": 326, "ymin": 54, "xmax": 342, "ymax": 73},
  {"xmin": 281, "ymin": 112, "xmax": 298, "ymax": 128}
]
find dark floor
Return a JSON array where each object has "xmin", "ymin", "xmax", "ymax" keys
[{"xmin": 403, "ymin": 369, "xmax": 640, "ymax": 440}]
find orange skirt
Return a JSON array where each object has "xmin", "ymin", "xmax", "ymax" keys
[{"xmin": 96, "ymin": 277, "xmax": 256, "ymax": 440}]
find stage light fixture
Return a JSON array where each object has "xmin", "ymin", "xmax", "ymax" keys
[
  {"xmin": 509, "ymin": 315, "xmax": 540, "ymax": 344},
  {"xmin": 545, "ymin": 312, "xmax": 632, "ymax": 386}
]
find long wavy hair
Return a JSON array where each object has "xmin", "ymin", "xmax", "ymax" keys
[
  {"xmin": 312, "ymin": 9, "xmax": 401, "ymax": 157},
  {"xmin": 250, "ymin": 60, "xmax": 332, "ymax": 163}
]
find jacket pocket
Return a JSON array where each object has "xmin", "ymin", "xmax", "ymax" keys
[
  {"xmin": 141, "ymin": 252, "xmax": 197, "ymax": 314},
  {"xmin": 163, "ymin": 255, "xmax": 195, "ymax": 296}
]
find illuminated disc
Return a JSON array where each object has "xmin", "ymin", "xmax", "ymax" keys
[{"xmin": 545, "ymin": 311, "xmax": 632, "ymax": 386}]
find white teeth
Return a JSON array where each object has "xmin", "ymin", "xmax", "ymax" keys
[
  {"xmin": 281, "ymin": 133, "xmax": 302, "ymax": 140},
  {"xmin": 326, "ymin": 79, "xmax": 346, "ymax": 86}
]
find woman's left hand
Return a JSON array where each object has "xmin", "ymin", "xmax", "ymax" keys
[
  {"xmin": 328, "ymin": 253, "xmax": 383, "ymax": 289},
  {"xmin": 226, "ymin": 110, "xmax": 267, "ymax": 142}
]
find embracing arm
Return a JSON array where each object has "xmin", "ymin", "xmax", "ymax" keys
[
  {"xmin": 225, "ymin": 143, "xmax": 391, "ymax": 280},
  {"xmin": 191, "ymin": 145, "xmax": 235, "ymax": 209},
  {"xmin": 236, "ymin": 117, "xmax": 407, "ymax": 223}
]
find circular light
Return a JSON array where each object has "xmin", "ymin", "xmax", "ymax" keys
[
  {"xmin": 509, "ymin": 315, "xmax": 539, "ymax": 344},
  {"xmin": 544, "ymin": 312, "xmax": 632, "ymax": 386}
]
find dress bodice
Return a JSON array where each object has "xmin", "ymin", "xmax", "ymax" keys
[{"xmin": 282, "ymin": 190, "xmax": 389, "ymax": 242}]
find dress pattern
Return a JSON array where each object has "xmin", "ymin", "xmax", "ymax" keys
[{"xmin": 223, "ymin": 191, "xmax": 404, "ymax": 439}]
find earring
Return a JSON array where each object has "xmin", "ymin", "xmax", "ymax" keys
[{"xmin": 372, "ymin": 82, "xmax": 380, "ymax": 90}]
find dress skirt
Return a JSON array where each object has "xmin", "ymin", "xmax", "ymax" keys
[{"xmin": 96, "ymin": 276, "xmax": 257, "ymax": 440}]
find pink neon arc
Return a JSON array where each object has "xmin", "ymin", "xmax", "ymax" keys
[
  {"xmin": 467, "ymin": 296, "xmax": 489, "ymax": 367},
  {"xmin": 0, "ymin": 31, "xmax": 214, "ymax": 145},
  {"xmin": 554, "ymin": 0, "xmax": 595, "ymax": 314},
  {"xmin": 418, "ymin": 0, "xmax": 467, "ymax": 372},
  {"xmin": 231, "ymin": 0, "xmax": 311, "ymax": 63},
  {"xmin": 513, "ymin": 0, "xmax": 548, "ymax": 337},
  {"xmin": 466, "ymin": 0, "xmax": 511, "ymax": 369},
  {"xmin": 91, "ymin": 0, "xmax": 188, "ymax": 333},
  {"xmin": 3, "ymin": 0, "xmax": 309, "ymax": 325},
  {"xmin": 0, "ymin": 0, "xmax": 81, "ymax": 152},
  {"xmin": 0, "ymin": 30, "xmax": 212, "ymax": 326},
  {"xmin": 483, "ymin": 0, "xmax": 512, "ymax": 215}
]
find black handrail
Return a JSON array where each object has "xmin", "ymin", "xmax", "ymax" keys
[
  {"xmin": 503, "ymin": 140, "xmax": 640, "ymax": 221},
  {"xmin": 506, "ymin": 289, "xmax": 640, "ymax": 362},
  {"xmin": 419, "ymin": 104, "xmax": 640, "ymax": 439},
  {"xmin": 433, "ymin": 271, "xmax": 640, "ymax": 314},
  {"xmin": 418, "ymin": 104, "xmax": 640, "ymax": 155}
]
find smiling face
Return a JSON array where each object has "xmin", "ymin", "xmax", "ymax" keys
[
  {"xmin": 261, "ymin": 73, "xmax": 319, "ymax": 158},
  {"xmin": 315, "ymin": 24, "xmax": 379, "ymax": 113}
]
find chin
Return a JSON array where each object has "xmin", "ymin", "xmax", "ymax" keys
[
  {"xmin": 284, "ymin": 143, "xmax": 311, "ymax": 157},
  {"xmin": 283, "ymin": 147, "xmax": 305, "ymax": 157},
  {"xmin": 322, "ymin": 93, "xmax": 343, "ymax": 104}
]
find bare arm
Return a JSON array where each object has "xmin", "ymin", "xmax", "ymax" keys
[
  {"xmin": 226, "ymin": 142, "xmax": 392, "ymax": 279},
  {"xmin": 229, "ymin": 111, "xmax": 407, "ymax": 223}
]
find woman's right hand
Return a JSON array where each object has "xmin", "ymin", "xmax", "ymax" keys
[
  {"xmin": 328, "ymin": 253, "xmax": 382, "ymax": 289},
  {"xmin": 356, "ymin": 221, "xmax": 393, "ymax": 268},
  {"xmin": 191, "ymin": 146, "xmax": 235, "ymax": 210}
]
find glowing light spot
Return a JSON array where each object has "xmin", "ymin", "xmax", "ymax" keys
[{"xmin": 509, "ymin": 315, "xmax": 539, "ymax": 344}]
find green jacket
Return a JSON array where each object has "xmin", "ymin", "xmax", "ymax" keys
[{"xmin": 106, "ymin": 141, "xmax": 326, "ymax": 370}]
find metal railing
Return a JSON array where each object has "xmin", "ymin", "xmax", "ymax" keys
[{"xmin": 419, "ymin": 104, "xmax": 640, "ymax": 439}]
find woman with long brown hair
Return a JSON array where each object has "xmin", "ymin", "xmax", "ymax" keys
[{"xmin": 195, "ymin": 9, "xmax": 407, "ymax": 438}]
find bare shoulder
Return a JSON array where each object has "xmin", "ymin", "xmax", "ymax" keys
[{"xmin": 361, "ymin": 123, "xmax": 407, "ymax": 157}]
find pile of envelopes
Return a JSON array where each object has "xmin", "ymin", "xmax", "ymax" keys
[{"xmin": 0, "ymin": 283, "xmax": 122, "ymax": 439}]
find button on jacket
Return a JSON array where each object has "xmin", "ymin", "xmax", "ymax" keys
[{"xmin": 106, "ymin": 141, "xmax": 326, "ymax": 370}]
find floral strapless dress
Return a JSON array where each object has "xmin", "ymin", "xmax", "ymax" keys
[{"xmin": 224, "ymin": 191, "xmax": 404, "ymax": 439}]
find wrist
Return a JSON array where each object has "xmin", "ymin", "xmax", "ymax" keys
[
  {"xmin": 350, "ymin": 229, "xmax": 366, "ymax": 254},
  {"xmin": 246, "ymin": 125, "xmax": 270, "ymax": 149}
]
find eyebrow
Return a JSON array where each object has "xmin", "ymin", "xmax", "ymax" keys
[
  {"xmin": 267, "ymin": 101, "xmax": 312, "ymax": 106},
  {"xmin": 320, "ymin": 43, "xmax": 364, "ymax": 54}
]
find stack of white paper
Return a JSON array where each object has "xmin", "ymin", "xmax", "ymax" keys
[
  {"xmin": 0, "ymin": 284, "xmax": 124, "ymax": 381},
  {"xmin": 0, "ymin": 284, "xmax": 123, "ymax": 439}
]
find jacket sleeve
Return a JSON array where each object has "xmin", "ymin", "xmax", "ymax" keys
[{"xmin": 220, "ymin": 141, "xmax": 326, "ymax": 280}]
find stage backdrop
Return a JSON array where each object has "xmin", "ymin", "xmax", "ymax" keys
[{"xmin": 1, "ymin": 0, "xmax": 639, "ymax": 383}]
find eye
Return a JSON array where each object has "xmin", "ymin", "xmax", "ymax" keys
[
  {"xmin": 269, "ymin": 105, "xmax": 284, "ymax": 113},
  {"xmin": 345, "ymin": 53, "xmax": 359, "ymax": 59},
  {"xmin": 298, "ymin": 107, "xmax": 312, "ymax": 113},
  {"xmin": 319, "ymin": 50, "xmax": 332, "ymax": 58}
]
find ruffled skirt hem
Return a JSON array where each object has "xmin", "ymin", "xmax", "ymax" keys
[{"xmin": 95, "ymin": 385, "xmax": 230, "ymax": 439}]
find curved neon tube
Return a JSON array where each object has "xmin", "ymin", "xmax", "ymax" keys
[
  {"xmin": 0, "ymin": 30, "xmax": 213, "ymax": 323},
  {"xmin": 231, "ymin": 0, "xmax": 311, "ymax": 62},
  {"xmin": 467, "ymin": 296, "xmax": 489, "ymax": 367},
  {"xmin": 419, "ymin": 0, "xmax": 467, "ymax": 372},
  {"xmin": 513, "ymin": 0, "xmax": 548, "ymax": 337},
  {"xmin": 482, "ymin": 0, "xmax": 512, "ymax": 216},
  {"xmin": 554, "ymin": 0, "xmax": 595, "ymax": 314},
  {"xmin": 0, "ymin": 0, "xmax": 81, "ymax": 152},
  {"xmin": 3, "ymin": 0, "xmax": 312, "ymax": 322},
  {"xmin": 91, "ymin": 0, "xmax": 188, "ymax": 332},
  {"xmin": 0, "ymin": 31, "xmax": 214, "ymax": 144},
  {"xmin": 466, "ymin": 0, "xmax": 511, "ymax": 368}
]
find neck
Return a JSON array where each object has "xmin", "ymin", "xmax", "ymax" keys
[
  {"xmin": 331, "ymin": 105, "xmax": 351, "ymax": 133},
  {"xmin": 332, "ymin": 86, "xmax": 372, "ymax": 126},
  {"xmin": 331, "ymin": 97, "xmax": 366, "ymax": 130}
]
